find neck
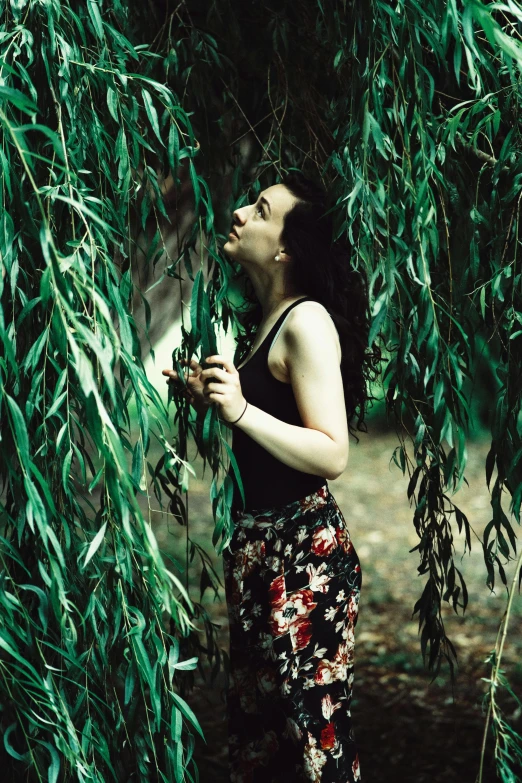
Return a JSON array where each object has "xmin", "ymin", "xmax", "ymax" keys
[{"xmin": 247, "ymin": 272, "xmax": 306, "ymax": 322}]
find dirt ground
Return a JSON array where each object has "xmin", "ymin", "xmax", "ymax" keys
[{"xmin": 150, "ymin": 425, "xmax": 522, "ymax": 783}]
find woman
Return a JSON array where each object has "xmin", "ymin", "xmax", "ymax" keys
[{"xmin": 163, "ymin": 173, "xmax": 380, "ymax": 782}]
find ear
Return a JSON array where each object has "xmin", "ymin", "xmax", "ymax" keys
[{"xmin": 278, "ymin": 248, "xmax": 292, "ymax": 262}]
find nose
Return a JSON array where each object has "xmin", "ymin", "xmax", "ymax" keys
[{"xmin": 233, "ymin": 205, "xmax": 248, "ymax": 225}]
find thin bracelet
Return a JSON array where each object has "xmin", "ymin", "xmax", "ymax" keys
[{"xmin": 229, "ymin": 400, "xmax": 248, "ymax": 425}]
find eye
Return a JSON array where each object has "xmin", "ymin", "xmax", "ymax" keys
[{"xmin": 255, "ymin": 204, "xmax": 264, "ymax": 218}]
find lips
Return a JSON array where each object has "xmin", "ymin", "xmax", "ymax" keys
[{"xmin": 230, "ymin": 227, "xmax": 239, "ymax": 238}]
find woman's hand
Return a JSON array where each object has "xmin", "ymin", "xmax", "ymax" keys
[
  {"xmin": 162, "ymin": 359, "xmax": 210, "ymax": 415},
  {"xmin": 200, "ymin": 355, "xmax": 247, "ymax": 424}
]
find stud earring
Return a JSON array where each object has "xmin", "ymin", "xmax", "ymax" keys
[{"xmin": 275, "ymin": 255, "xmax": 281, "ymax": 261}]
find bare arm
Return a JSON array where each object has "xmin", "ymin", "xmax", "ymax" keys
[{"xmin": 233, "ymin": 404, "xmax": 344, "ymax": 480}]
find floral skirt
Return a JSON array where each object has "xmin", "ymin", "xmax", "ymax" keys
[{"xmin": 223, "ymin": 483, "xmax": 362, "ymax": 783}]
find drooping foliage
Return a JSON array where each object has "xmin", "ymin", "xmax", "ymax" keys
[
  {"xmin": 0, "ymin": 1, "xmax": 218, "ymax": 780},
  {"xmin": 2, "ymin": 0, "xmax": 522, "ymax": 781}
]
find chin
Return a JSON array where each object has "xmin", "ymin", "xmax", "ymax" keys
[{"xmin": 223, "ymin": 243, "xmax": 241, "ymax": 262}]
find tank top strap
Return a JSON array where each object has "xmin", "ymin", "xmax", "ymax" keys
[{"xmin": 261, "ymin": 296, "xmax": 316, "ymax": 352}]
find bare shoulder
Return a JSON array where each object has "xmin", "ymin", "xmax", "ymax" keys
[{"xmin": 283, "ymin": 301, "xmax": 342, "ymax": 364}]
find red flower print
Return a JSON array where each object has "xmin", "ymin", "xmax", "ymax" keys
[
  {"xmin": 311, "ymin": 525, "xmax": 338, "ymax": 557},
  {"xmin": 269, "ymin": 587, "xmax": 318, "ymax": 643},
  {"xmin": 352, "ymin": 751, "xmax": 362, "ymax": 780},
  {"xmin": 268, "ymin": 576, "xmax": 291, "ymax": 637},
  {"xmin": 347, "ymin": 591, "xmax": 359, "ymax": 623},
  {"xmin": 303, "ymin": 731, "xmax": 327, "ymax": 780},
  {"xmin": 321, "ymin": 693, "xmax": 342, "ymax": 720},
  {"xmin": 328, "ymin": 639, "xmax": 353, "ymax": 679},
  {"xmin": 306, "ymin": 562, "xmax": 331, "ymax": 593},
  {"xmin": 314, "ymin": 659, "xmax": 335, "ymax": 685},
  {"xmin": 335, "ymin": 523, "xmax": 354, "ymax": 555},
  {"xmin": 292, "ymin": 588, "xmax": 317, "ymax": 617},
  {"xmin": 290, "ymin": 617, "xmax": 313, "ymax": 651},
  {"xmin": 342, "ymin": 622, "xmax": 355, "ymax": 653},
  {"xmin": 299, "ymin": 486, "xmax": 328, "ymax": 513},
  {"xmin": 320, "ymin": 721, "xmax": 336, "ymax": 750},
  {"xmin": 268, "ymin": 600, "xmax": 290, "ymax": 636},
  {"xmin": 268, "ymin": 574, "xmax": 286, "ymax": 605}
]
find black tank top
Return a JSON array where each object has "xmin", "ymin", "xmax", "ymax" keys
[{"xmin": 228, "ymin": 296, "xmax": 329, "ymax": 513}]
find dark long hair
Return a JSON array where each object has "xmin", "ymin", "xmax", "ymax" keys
[{"xmin": 232, "ymin": 172, "xmax": 382, "ymax": 439}]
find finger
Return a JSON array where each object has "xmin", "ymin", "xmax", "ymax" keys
[
  {"xmin": 178, "ymin": 359, "xmax": 200, "ymax": 371},
  {"xmin": 200, "ymin": 366, "xmax": 227, "ymax": 381},
  {"xmin": 205, "ymin": 391, "xmax": 224, "ymax": 402},
  {"xmin": 204, "ymin": 385, "xmax": 225, "ymax": 399},
  {"xmin": 205, "ymin": 355, "xmax": 235, "ymax": 373},
  {"xmin": 177, "ymin": 360, "xmax": 200, "ymax": 378}
]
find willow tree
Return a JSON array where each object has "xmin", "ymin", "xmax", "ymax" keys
[{"xmin": 2, "ymin": 0, "xmax": 522, "ymax": 781}]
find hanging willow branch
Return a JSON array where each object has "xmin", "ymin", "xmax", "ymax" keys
[{"xmin": 0, "ymin": 1, "xmax": 232, "ymax": 780}]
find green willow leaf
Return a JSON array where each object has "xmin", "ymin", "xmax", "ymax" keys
[
  {"xmin": 3, "ymin": 723, "xmax": 30, "ymax": 761},
  {"xmin": 222, "ymin": 440, "xmax": 245, "ymax": 510},
  {"xmin": 0, "ymin": 85, "xmax": 38, "ymax": 114},
  {"xmin": 53, "ymin": 195, "xmax": 117, "ymax": 235},
  {"xmin": 86, "ymin": 0, "xmax": 104, "ymax": 40},
  {"xmin": 106, "ymin": 86, "xmax": 119, "ymax": 122},
  {"xmin": 44, "ymin": 390, "xmax": 67, "ymax": 421},
  {"xmin": 171, "ymin": 656, "xmax": 198, "ymax": 671},
  {"xmin": 6, "ymin": 394, "xmax": 30, "ymax": 466},
  {"xmin": 168, "ymin": 121, "xmax": 180, "ymax": 174},
  {"xmin": 188, "ymin": 159, "xmax": 201, "ymax": 215},
  {"xmin": 170, "ymin": 689, "xmax": 206, "ymax": 742},
  {"xmin": 142, "ymin": 88, "xmax": 164, "ymax": 146},
  {"xmin": 82, "ymin": 521, "xmax": 108, "ymax": 568},
  {"xmin": 190, "ymin": 269, "xmax": 204, "ymax": 346},
  {"xmin": 61, "ymin": 448, "xmax": 73, "ymax": 497}
]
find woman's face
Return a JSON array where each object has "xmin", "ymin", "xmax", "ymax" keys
[{"xmin": 223, "ymin": 184, "xmax": 296, "ymax": 267}]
